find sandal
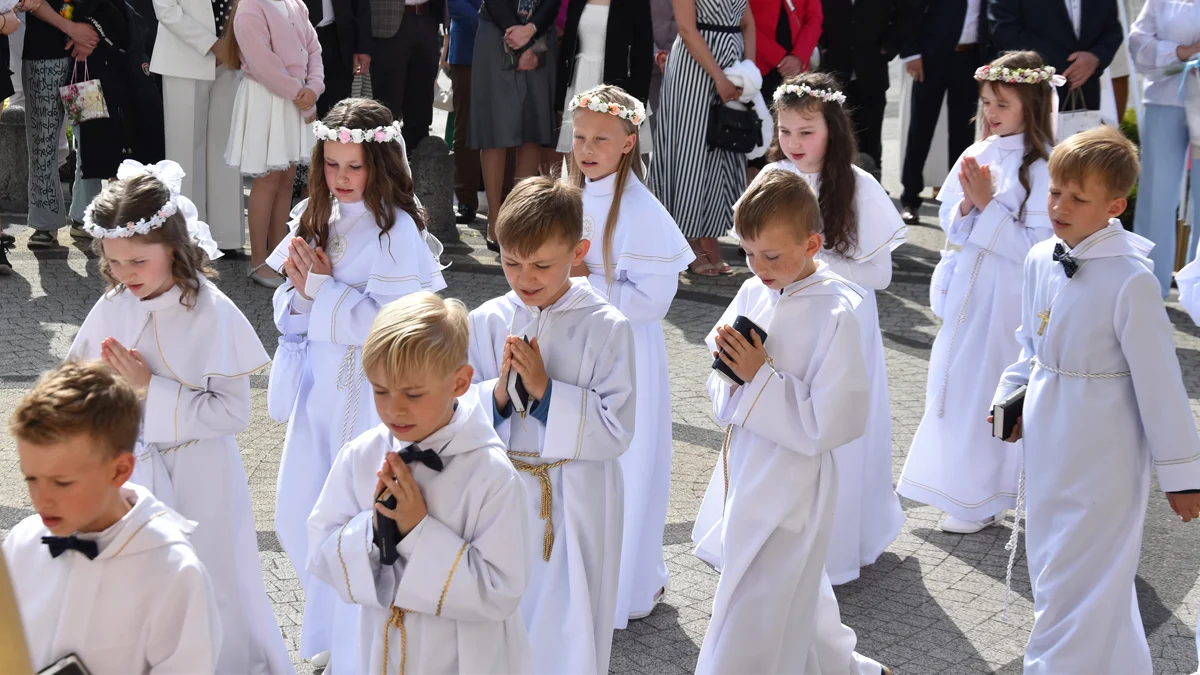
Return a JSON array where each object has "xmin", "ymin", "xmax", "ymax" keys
[
  {"xmin": 248, "ymin": 262, "xmax": 284, "ymax": 289},
  {"xmin": 714, "ymin": 261, "xmax": 735, "ymax": 275},
  {"xmin": 688, "ymin": 250, "xmax": 721, "ymax": 277}
]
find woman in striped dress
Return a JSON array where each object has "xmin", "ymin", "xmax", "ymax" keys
[{"xmin": 649, "ymin": 0, "xmax": 755, "ymax": 276}]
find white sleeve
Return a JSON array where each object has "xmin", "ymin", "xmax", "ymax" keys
[
  {"xmin": 151, "ymin": 0, "xmax": 219, "ymax": 56},
  {"xmin": 142, "ymin": 375, "xmax": 252, "ymax": 445},
  {"xmin": 605, "ymin": 271, "xmax": 679, "ymax": 323},
  {"xmin": 145, "ymin": 558, "xmax": 222, "ymax": 674},
  {"xmin": 993, "ymin": 255, "xmax": 1038, "ymax": 404},
  {"xmin": 705, "ymin": 293, "xmax": 747, "ymax": 424},
  {"xmin": 1130, "ymin": 0, "xmax": 1182, "ymax": 76}
]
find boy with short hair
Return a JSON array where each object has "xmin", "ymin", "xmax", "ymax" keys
[
  {"xmin": 467, "ymin": 177, "xmax": 636, "ymax": 675},
  {"xmin": 692, "ymin": 170, "xmax": 889, "ymax": 675},
  {"xmin": 307, "ymin": 292, "xmax": 532, "ymax": 675},
  {"xmin": 993, "ymin": 126, "xmax": 1200, "ymax": 673},
  {"xmin": 5, "ymin": 361, "xmax": 221, "ymax": 674}
]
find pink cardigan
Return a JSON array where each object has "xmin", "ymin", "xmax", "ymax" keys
[{"xmin": 233, "ymin": 0, "xmax": 325, "ymax": 103}]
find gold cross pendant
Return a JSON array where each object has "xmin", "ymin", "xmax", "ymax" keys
[{"xmin": 1036, "ymin": 309, "xmax": 1051, "ymax": 336}]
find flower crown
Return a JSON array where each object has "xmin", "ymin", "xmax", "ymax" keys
[
  {"xmin": 568, "ymin": 93, "xmax": 646, "ymax": 126},
  {"xmin": 312, "ymin": 119, "xmax": 404, "ymax": 144},
  {"xmin": 82, "ymin": 160, "xmax": 182, "ymax": 239},
  {"xmin": 773, "ymin": 82, "xmax": 847, "ymax": 106},
  {"xmin": 974, "ymin": 64, "xmax": 1067, "ymax": 87}
]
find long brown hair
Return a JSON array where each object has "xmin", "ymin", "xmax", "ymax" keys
[
  {"xmin": 216, "ymin": 0, "xmax": 243, "ymax": 69},
  {"xmin": 299, "ymin": 98, "xmax": 426, "ymax": 252},
  {"xmin": 89, "ymin": 175, "xmax": 217, "ymax": 309},
  {"xmin": 766, "ymin": 72, "xmax": 858, "ymax": 257},
  {"xmin": 980, "ymin": 51, "xmax": 1055, "ymax": 222},
  {"xmin": 565, "ymin": 84, "xmax": 644, "ymax": 286}
]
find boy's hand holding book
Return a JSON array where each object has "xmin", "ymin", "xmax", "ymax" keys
[
  {"xmin": 374, "ymin": 453, "xmax": 428, "ymax": 537},
  {"xmin": 508, "ymin": 336, "xmax": 549, "ymax": 401},
  {"xmin": 1167, "ymin": 492, "xmax": 1200, "ymax": 522},
  {"xmin": 713, "ymin": 324, "xmax": 767, "ymax": 386}
]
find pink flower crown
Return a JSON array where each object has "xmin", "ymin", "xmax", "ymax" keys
[
  {"xmin": 568, "ymin": 93, "xmax": 646, "ymax": 126},
  {"xmin": 312, "ymin": 119, "xmax": 404, "ymax": 144},
  {"xmin": 974, "ymin": 64, "xmax": 1067, "ymax": 87}
]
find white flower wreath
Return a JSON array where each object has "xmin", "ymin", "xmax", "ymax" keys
[
  {"xmin": 773, "ymin": 82, "xmax": 847, "ymax": 106},
  {"xmin": 974, "ymin": 64, "xmax": 1067, "ymax": 87},
  {"xmin": 567, "ymin": 93, "xmax": 646, "ymax": 126},
  {"xmin": 312, "ymin": 119, "xmax": 405, "ymax": 144}
]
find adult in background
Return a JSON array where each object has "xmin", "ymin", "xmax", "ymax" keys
[
  {"xmin": 555, "ymin": 0, "xmax": 654, "ymax": 153},
  {"xmin": 649, "ymin": 0, "xmax": 675, "ymax": 140},
  {"xmin": 818, "ymin": 0, "xmax": 920, "ymax": 176},
  {"xmin": 989, "ymin": 0, "xmax": 1124, "ymax": 111},
  {"xmin": 898, "ymin": 0, "xmax": 989, "ymax": 224},
  {"xmin": 305, "ymin": 0, "xmax": 371, "ymax": 115},
  {"xmin": 0, "ymin": 0, "xmax": 16, "ymax": 273},
  {"xmin": 471, "ymin": 0, "xmax": 560, "ymax": 248},
  {"xmin": 150, "ymin": 0, "xmax": 245, "ymax": 250},
  {"xmin": 448, "ymin": 0, "xmax": 480, "ymax": 224},
  {"xmin": 649, "ymin": 0, "xmax": 755, "ymax": 276},
  {"xmin": 1129, "ymin": 0, "xmax": 1200, "ymax": 296},
  {"xmin": 746, "ymin": 0, "xmax": 820, "ymax": 177},
  {"xmin": 368, "ymin": 0, "xmax": 442, "ymax": 151}
]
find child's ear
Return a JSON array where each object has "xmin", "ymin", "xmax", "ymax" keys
[
  {"xmin": 574, "ymin": 239, "xmax": 591, "ymax": 265},
  {"xmin": 805, "ymin": 231, "xmax": 823, "ymax": 258},
  {"xmin": 1107, "ymin": 196, "xmax": 1128, "ymax": 219},
  {"xmin": 452, "ymin": 364, "xmax": 473, "ymax": 397},
  {"xmin": 622, "ymin": 133, "xmax": 638, "ymax": 155},
  {"xmin": 111, "ymin": 452, "xmax": 135, "ymax": 487}
]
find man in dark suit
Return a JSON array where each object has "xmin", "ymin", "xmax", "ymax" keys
[
  {"xmin": 305, "ymin": 0, "xmax": 372, "ymax": 116},
  {"xmin": 898, "ymin": 0, "xmax": 990, "ymax": 222},
  {"xmin": 369, "ymin": 0, "xmax": 445, "ymax": 150},
  {"xmin": 819, "ymin": 0, "xmax": 921, "ymax": 175},
  {"xmin": 989, "ymin": 0, "xmax": 1123, "ymax": 110}
]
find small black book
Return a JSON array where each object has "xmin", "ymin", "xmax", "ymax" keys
[
  {"xmin": 992, "ymin": 386, "xmax": 1027, "ymax": 442},
  {"xmin": 39, "ymin": 654, "xmax": 90, "ymax": 675},
  {"xmin": 374, "ymin": 487, "xmax": 402, "ymax": 565},
  {"xmin": 506, "ymin": 336, "xmax": 532, "ymax": 415},
  {"xmin": 712, "ymin": 315, "xmax": 768, "ymax": 387}
]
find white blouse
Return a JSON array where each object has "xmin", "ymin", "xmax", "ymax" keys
[{"xmin": 1129, "ymin": 0, "xmax": 1200, "ymax": 106}]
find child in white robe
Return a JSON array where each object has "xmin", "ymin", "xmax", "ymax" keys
[
  {"xmin": 1170, "ymin": 259, "xmax": 1200, "ymax": 672},
  {"xmin": 699, "ymin": 73, "xmax": 905, "ymax": 585},
  {"xmin": 5, "ymin": 362, "xmax": 221, "ymax": 674},
  {"xmin": 899, "ymin": 52, "xmax": 1058, "ymax": 533},
  {"xmin": 468, "ymin": 177, "xmax": 637, "ymax": 675},
  {"xmin": 993, "ymin": 127, "xmax": 1200, "ymax": 673},
  {"xmin": 267, "ymin": 99, "xmax": 446, "ymax": 669},
  {"xmin": 66, "ymin": 162, "xmax": 291, "ymax": 674},
  {"xmin": 565, "ymin": 85, "xmax": 694, "ymax": 625},
  {"xmin": 695, "ymin": 169, "xmax": 889, "ymax": 675},
  {"xmin": 307, "ymin": 293, "xmax": 532, "ymax": 675}
]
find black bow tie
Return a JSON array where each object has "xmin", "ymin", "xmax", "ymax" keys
[
  {"xmin": 397, "ymin": 446, "xmax": 444, "ymax": 472},
  {"xmin": 1053, "ymin": 243, "xmax": 1079, "ymax": 279},
  {"xmin": 42, "ymin": 535, "xmax": 99, "ymax": 560}
]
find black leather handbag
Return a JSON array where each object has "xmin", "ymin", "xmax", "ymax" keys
[{"xmin": 706, "ymin": 102, "xmax": 762, "ymax": 154}]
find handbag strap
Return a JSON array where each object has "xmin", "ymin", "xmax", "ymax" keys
[{"xmin": 69, "ymin": 59, "xmax": 89, "ymax": 85}]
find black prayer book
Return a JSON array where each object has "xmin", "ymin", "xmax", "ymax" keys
[{"xmin": 992, "ymin": 386, "xmax": 1026, "ymax": 442}]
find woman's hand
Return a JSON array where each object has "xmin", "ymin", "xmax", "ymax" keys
[
  {"xmin": 715, "ymin": 74, "xmax": 741, "ymax": 103},
  {"xmin": 504, "ymin": 23, "xmax": 537, "ymax": 50},
  {"xmin": 16, "ymin": 0, "xmax": 43, "ymax": 13},
  {"xmin": 65, "ymin": 22, "xmax": 99, "ymax": 59},
  {"xmin": 1178, "ymin": 43, "xmax": 1200, "ymax": 62},
  {"xmin": 517, "ymin": 48, "xmax": 538, "ymax": 71}
]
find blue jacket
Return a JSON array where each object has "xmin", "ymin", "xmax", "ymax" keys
[{"xmin": 449, "ymin": 0, "xmax": 482, "ymax": 65}]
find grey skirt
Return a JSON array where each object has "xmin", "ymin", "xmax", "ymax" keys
[{"xmin": 469, "ymin": 15, "xmax": 558, "ymax": 150}]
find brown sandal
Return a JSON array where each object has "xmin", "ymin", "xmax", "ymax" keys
[{"xmin": 688, "ymin": 250, "xmax": 722, "ymax": 277}]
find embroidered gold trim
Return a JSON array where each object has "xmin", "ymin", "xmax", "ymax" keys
[
  {"xmin": 508, "ymin": 452, "xmax": 572, "ymax": 561},
  {"xmin": 329, "ymin": 287, "xmax": 354, "ymax": 344},
  {"xmin": 152, "ymin": 314, "xmax": 269, "ymax": 388},
  {"xmin": 573, "ymin": 389, "xmax": 588, "ymax": 460},
  {"xmin": 740, "ymin": 370, "xmax": 774, "ymax": 424},
  {"xmin": 616, "ymin": 247, "xmax": 694, "ymax": 263},
  {"xmin": 436, "ymin": 542, "xmax": 469, "ymax": 617},
  {"xmin": 172, "ymin": 381, "xmax": 182, "ymax": 442},
  {"xmin": 848, "ymin": 226, "xmax": 907, "ymax": 262},
  {"xmin": 111, "ymin": 511, "xmax": 168, "ymax": 557},
  {"xmin": 786, "ymin": 277, "xmax": 864, "ymax": 300},
  {"xmin": 337, "ymin": 522, "xmax": 356, "ymax": 604},
  {"xmin": 720, "ymin": 425, "xmax": 733, "ymax": 514},
  {"xmin": 382, "ymin": 605, "xmax": 408, "ymax": 675}
]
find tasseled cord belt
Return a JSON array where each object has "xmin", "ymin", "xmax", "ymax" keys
[
  {"xmin": 382, "ymin": 606, "xmax": 409, "ymax": 675},
  {"xmin": 508, "ymin": 451, "xmax": 572, "ymax": 561}
]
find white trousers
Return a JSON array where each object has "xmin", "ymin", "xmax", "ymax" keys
[{"xmin": 162, "ymin": 67, "xmax": 245, "ymax": 249}]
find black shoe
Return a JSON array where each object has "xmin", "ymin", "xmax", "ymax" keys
[
  {"xmin": 0, "ymin": 231, "xmax": 13, "ymax": 246},
  {"xmin": 486, "ymin": 239, "xmax": 500, "ymax": 252},
  {"xmin": 0, "ymin": 239, "xmax": 12, "ymax": 275},
  {"xmin": 28, "ymin": 230, "xmax": 58, "ymax": 249},
  {"xmin": 900, "ymin": 206, "xmax": 921, "ymax": 225},
  {"xmin": 455, "ymin": 204, "xmax": 477, "ymax": 225}
]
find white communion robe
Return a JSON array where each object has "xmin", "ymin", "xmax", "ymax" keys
[
  {"xmin": 267, "ymin": 198, "xmax": 446, "ymax": 663},
  {"xmin": 723, "ymin": 161, "xmax": 907, "ymax": 585},
  {"xmin": 468, "ymin": 279, "xmax": 637, "ymax": 675},
  {"xmin": 692, "ymin": 267, "xmax": 884, "ymax": 675},
  {"xmin": 68, "ymin": 280, "xmax": 292, "ymax": 675},
  {"xmin": 994, "ymin": 223, "xmax": 1200, "ymax": 674},
  {"xmin": 580, "ymin": 172, "xmax": 694, "ymax": 627},
  {"xmin": 899, "ymin": 134, "xmax": 1054, "ymax": 521},
  {"xmin": 306, "ymin": 393, "xmax": 533, "ymax": 675},
  {"xmin": 1177, "ymin": 258, "xmax": 1200, "ymax": 325},
  {"xmin": 4, "ymin": 484, "xmax": 222, "ymax": 675}
]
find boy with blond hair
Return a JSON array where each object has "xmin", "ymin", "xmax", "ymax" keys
[
  {"xmin": 467, "ymin": 177, "xmax": 636, "ymax": 675},
  {"xmin": 691, "ymin": 170, "xmax": 889, "ymax": 675},
  {"xmin": 5, "ymin": 361, "xmax": 221, "ymax": 674},
  {"xmin": 306, "ymin": 292, "xmax": 532, "ymax": 675},
  {"xmin": 993, "ymin": 126, "xmax": 1200, "ymax": 673}
]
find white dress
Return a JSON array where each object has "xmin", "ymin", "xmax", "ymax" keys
[
  {"xmin": 580, "ymin": 172, "xmax": 694, "ymax": 626},
  {"xmin": 718, "ymin": 161, "xmax": 907, "ymax": 585},
  {"xmin": 692, "ymin": 267, "xmax": 882, "ymax": 675},
  {"xmin": 4, "ymin": 484, "xmax": 222, "ymax": 675},
  {"xmin": 68, "ymin": 280, "xmax": 292, "ymax": 675},
  {"xmin": 468, "ymin": 280, "xmax": 636, "ymax": 675},
  {"xmin": 266, "ymin": 198, "xmax": 447, "ymax": 668},
  {"xmin": 995, "ymin": 223, "xmax": 1200, "ymax": 673},
  {"xmin": 306, "ymin": 394, "xmax": 533, "ymax": 675},
  {"xmin": 898, "ymin": 134, "xmax": 1054, "ymax": 521},
  {"xmin": 225, "ymin": 0, "xmax": 315, "ymax": 176},
  {"xmin": 556, "ymin": 3, "xmax": 652, "ymax": 154}
]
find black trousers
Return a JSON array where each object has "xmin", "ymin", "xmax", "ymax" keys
[
  {"xmin": 316, "ymin": 24, "xmax": 355, "ymax": 118},
  {"xmin": 370, "ymin": 12, "xmax": 441, "ymax": 151},
  {"xmin": 846, "ymin": 77, "xmax": 887, "ymax": 171},
  {"xmin": 901, "ymin": 48, "xmax": 981, "ymax": 208}
]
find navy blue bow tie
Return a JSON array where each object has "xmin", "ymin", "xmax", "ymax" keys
[
  {"xmin": 42, "ymin": 535, "xmax": 99, "ymax": 560},
  {"xmin": 397, "ymin": 446, "xmax": 444, "ymax": 472},
  {"xmin": 1053, "ymin": 243, "xmax": 1079, "ymax": 279}
]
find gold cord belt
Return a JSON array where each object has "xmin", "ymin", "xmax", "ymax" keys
[
  {"xmin": 381, "ymin": 605, "xmax": 408, "ymax": 675},
  {"xmin": 508, "ymin": 451, "xmax": 572, "ymax": 561}
]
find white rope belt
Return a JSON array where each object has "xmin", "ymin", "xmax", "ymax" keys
[{"xmin": 1032, "ymin": 357, "xmax": 1130, "ymax": 379}]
